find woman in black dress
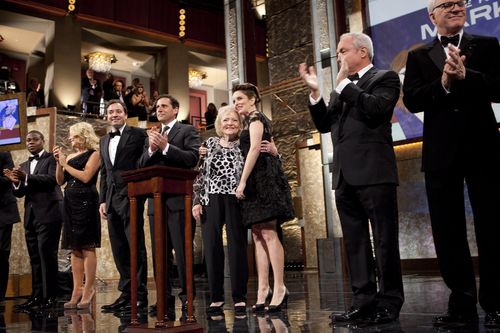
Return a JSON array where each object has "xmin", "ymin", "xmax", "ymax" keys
[
  {"xmin": 233, "ymin": 83, "xmax": 294, "ymax": 313},
  {"xmin": 53, "ymin": 122, "xmax": 101, "ymax": 309}
]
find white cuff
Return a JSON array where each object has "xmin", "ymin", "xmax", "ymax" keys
[{"xmin": 335, "ymin": 78, "xmax": 351, "ymax": 94}]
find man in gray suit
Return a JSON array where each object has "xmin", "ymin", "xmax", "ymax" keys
[{"xmin": 138, "ymin": 94, "xmax": 200, "ymax": 320}]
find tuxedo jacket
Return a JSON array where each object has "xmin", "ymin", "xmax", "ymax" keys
[
  {"xmin": 0, "ymin": 152, "xmax": 20, "ymax": 226},
  {"xmin": 99, "ymin": 125, "xmax": 148, "ymax": 217},
  {"xmin": 138, "ymin": 121, "xmax": 200, "ymax": 212},
  {"xmin": 13, "ymin": 151, "xmax": 62, "ymax": 226},
  {"xmin": 403, "ymin": 33, "xmax": 500, "ymax": 172},
  {"xmin": 309, "ymin": 67, "xmax": 400, "ymax": 189}
]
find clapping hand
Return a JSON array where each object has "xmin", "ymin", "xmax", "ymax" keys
[
  {"xmin": 148, "ymin": 126, "xmax": 168, "ymax": 152},
  {"xmin": 442, "ymin": 44, "xmax": 466, "ymax": 89},
  {"xmin": 299, "ymin": 63, "xmax": 320, "ymax": 100}
]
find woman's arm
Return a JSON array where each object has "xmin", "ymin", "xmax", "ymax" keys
[
  {"xmin": 53, "ymin": 146, "xmax": 66, "ymax": 185},
  {"xmin": 131, "ymin": 93, "xmax": 141, "ymax": 106},
  {"xmin": 60, "ymin": 151, "xmax": 101, "ymax": 184},
  {"xmin": 236, "ymin": 120, "xmax": 263, "ymax": 199}
]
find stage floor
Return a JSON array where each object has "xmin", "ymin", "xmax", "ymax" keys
[{"xmin": 0, "ymin": 272, "xmax": 496, "ymax": 332}]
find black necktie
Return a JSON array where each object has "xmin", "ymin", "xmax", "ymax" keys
[
  {"xmin": 109, "ymin": 131, "xmax": 121, "ymax": 138},
  {"xmin": 29, "ymin": 154, "xmax": 40, "ymax": 162},
  {"xmin": 347, "ymin": 73, "xmax": 360, "ymax": 81},
  {"xmin": 161, "ymin": 126, "xmax": 170, "ymax": 135},
  {"xmin": 440, "ymin": 35, "xmax": 460, "ymax": 47}
]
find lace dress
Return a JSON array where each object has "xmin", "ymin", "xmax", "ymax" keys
[
  {"xmin": 239, "ymin": 112, "xmax": 294, "ymax": 226},
  {"xmin": 61, "ymin": 150, "xmax": 101, "ymax": 250}
]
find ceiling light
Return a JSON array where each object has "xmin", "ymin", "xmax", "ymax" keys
[{"xmin": 83, "ymin": 51, "xmax": 117, "ymax": 73}]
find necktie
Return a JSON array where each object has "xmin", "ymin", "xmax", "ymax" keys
[
  {"xmin": 347, "ymin": 73, "xmax": 360, "ymax": 81},
  {"xmin": 161, "ymin": 126, "xmax": 170, "ymax": 135},
  {"xmin": 29, "ymin": 154, "xmax": 40, "ymax": 162},
  {"xmin": 440, "ymin": 35, "xmax": 460, "ymax": 47},
  {"xmin": 109, "ymin": 131, "xmax": 121, "ymax": 138}
]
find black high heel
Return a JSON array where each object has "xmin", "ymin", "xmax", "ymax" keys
[
  {"xmin": 251, "ymin": 288, "xmax": 273, "ymax": 313},
  {"xmin": 267, "ymin": 288, "xmax": 289, "ymax": 313}
]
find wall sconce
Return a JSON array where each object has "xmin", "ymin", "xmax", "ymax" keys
[
  {"xmin": 67, "ymin": 0, "xmax": 76, "ymax": 14},
  {"xmin": 83, "ymin": 52, "xmax": 117, "ymax": 73},
  {"xmin": 188, "ymin": 69, "xmax": 207, "ymax": 88},
  {"xmin": 179, "ymin": 8, "xmax": 186, "ymax": 40}
]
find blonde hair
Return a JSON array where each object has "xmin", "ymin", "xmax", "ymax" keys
[
  {"xmin": 214, "ymin": 105, "xmax": 242, "ymax": 137},
  {"xmin": 69, "ymin": 122, "xmax": 100, "ymax": 151}
]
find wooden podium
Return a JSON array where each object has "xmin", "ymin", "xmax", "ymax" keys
[{"xmin": 122, "ymin": 166, "xmax": 203, "ymax": 332}]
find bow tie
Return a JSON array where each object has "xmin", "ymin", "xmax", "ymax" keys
[
  {"xmin": 29, "ymin": 154, "xmax": 40, "ymax": 162},
  {"xmin": 109, "ymin": 131, "xmax": 121, "ymax": 138},
  {"xmin": 347, "ymin": 73, "xmax": 360, "ymax": 81},
  {"xmin": 440, "ymin": 35, "xmax": 460, "ymax": 47}
]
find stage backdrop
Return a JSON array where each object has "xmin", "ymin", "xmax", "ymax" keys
[{"xmin": 367, "ymin": 0, "xmax": 500, "ymax": 143}]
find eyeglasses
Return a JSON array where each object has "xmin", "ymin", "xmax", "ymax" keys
[{"xmin": 433, "ymin": 0, "xmax": 468, "ymax": 12}]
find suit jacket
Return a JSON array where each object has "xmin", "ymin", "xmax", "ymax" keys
[
  {"xmin": 13, "ymin": 151, "xmax": 62, "ymax": 226},
  {"xmin": 0, "ymin": 152, "xmax": 20, "ymax": 226},
  {"xmin": 309, "ymin": 67, "xmax": 400, "ymax": 189},
  {"xmin": 403, "ymin": 33, "xmax": 500, "ymax": 172},
  {"xmin": 138, "ymin": 121, "xmax": 200, "ymax": 211},
  {"xmin": 99, "ymin": 125, "xmax": 148, "ymax": 218}
]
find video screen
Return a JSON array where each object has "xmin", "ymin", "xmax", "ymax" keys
[{"xmin": 0, "ymin": 96, "xmax": 21, "ymax": 145}]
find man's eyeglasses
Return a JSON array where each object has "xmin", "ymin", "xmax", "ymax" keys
[{"xmin": 433, "ymin": 0, "xmax": 469, "ymax": 12}]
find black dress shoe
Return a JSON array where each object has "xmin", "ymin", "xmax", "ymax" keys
[
  {"xmin": 433, "ymin": 311, "xmax": 479, "ymax": 327},
  {"xmin": 367, "ymin": 308, "xmax": 398, "ymax": 325},
  {"xmin": 148, "ymin": 303, "xmax": 157, "ymax": 314},
  {"xmin": 116, "ymin": 300, "xmax": 148, "ymax": 314},
  {"xmin": 39, "ymin": 297, "xmax": 58, "ymax": 309},
  {"xmin": 101, "ymin": 297, "xmax": 129, "ymax": 312},
  {"xmin": 15, "ymin": 297, "xmax": 42, "ymax": 310},
  {"xmin": 485, "ymin": 311, "xmax": 500, "ymax": 328},
  {"xmin": 331, "ymin": 305, "xmax": 375, "ymax": 322}
]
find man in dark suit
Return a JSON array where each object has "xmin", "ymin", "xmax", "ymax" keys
[
  {"xmin": 299, "ymin": 32, "xmax": 404, "ymax": 325},
  {"xmin": 138, "ymin": 94, "xmax": 200, "ymax": 320},
  {"xmin": 403, "ymin": 0, "xmax": 500, "ymax": 328},
  {"xmin": 3, "ymin": 130, "xmax": 62, "ymax": 310},
  {"xmin": 99, "ymin": 99, "xmax": 149, "ymax": 314},
  {"xmin": 0, "ymin": 152, "xmax": 20, "ymax": 304},
  {"xmin": 81, "ymin": 68, "xmax": 102, "ymax": 115}
]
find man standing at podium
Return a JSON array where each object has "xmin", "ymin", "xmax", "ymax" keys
[
  {"xmin": 99, "ymin": 100, "xmax": 149, "ymax": 315},
  {"xmin": 138, "ymin": 94, "xmax": 200, "ymax": 320}
]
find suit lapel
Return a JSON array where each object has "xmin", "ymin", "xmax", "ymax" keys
[
  {"xmin": 356, "ymin": 67, "xmax": 377, "ymax": 89},
  {"xmin": 428, "ymin": 38, "xmax": 446, "ymax": 72},
  {"xmin": 101, "ymin": 134, "xmax": 111, "ymax": 164},
  {"xmin": 459, "ymin": 32, "xmax": 475, "ymax": 64},
  {"xmin": 115, "ymin": 125, "xmax": 130, "ymax": 163},
  {"xmin": 168, "ymin": 122, "xmax": 181, "ymax": 142},
  {"xmin": 33, "ymin": 151, "xmax": 48, "ymax": 174}
]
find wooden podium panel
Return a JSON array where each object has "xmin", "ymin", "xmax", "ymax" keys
[{"xmin": 122, "ymin": 166, "xmax": 202, "ymax": 332}]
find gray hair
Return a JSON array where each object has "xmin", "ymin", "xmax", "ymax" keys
[
  {"xmin": 428, "ymin": 0, "xmax": 437, "ymax": 13},
  {"xmin": 340, "ymin": 32, "xmax": 374, "ymax": 60}
]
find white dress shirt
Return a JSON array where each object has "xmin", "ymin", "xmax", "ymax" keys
[{"xmin": 109, "ymin": 125, "xmax": 126, "ymax": 165}]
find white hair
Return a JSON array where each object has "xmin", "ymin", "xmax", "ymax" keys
[
  {"xmin": 340, "ymin": 32, "xmax": 374, "ymax": 60},
  {"xmin": 428, "ymin": 0, "xmax": 437, "ymax": 14}
]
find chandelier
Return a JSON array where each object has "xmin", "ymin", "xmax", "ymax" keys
[
  {"xmin": 188, "ymin": 69, "xmax": 207, "ymax": 88},
  {"xmin": 83, "ymin": 52, "xmax": 117, "ymax": 73}
]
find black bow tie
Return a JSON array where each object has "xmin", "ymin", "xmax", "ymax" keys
[
  {"xmin": 29, "ymin": 154, "xmax": 40, "ymax": 162},
  {"xmin": 109, "ymin": 131, "xmax": 121, "ymax": 138},
  {"xmin": 440, "ymin": 35, "xmax": 460, "ymax": 47},
  {"xmin": 347, "ymin": 73, "xmax": 360, "ymax": 81}
]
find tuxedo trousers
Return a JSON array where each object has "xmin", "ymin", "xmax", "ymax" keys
[
  {"xmin": 201, "ymin": 194, "xmax": 248, "ymax": 304},
  {"xmin": 0, "ymin": 224, "xmax": 13, "ymax": 300},
  {"xmin": 425, "ymin": 162, "xmax": 500, "ymax": 313},
  {"xmin": 335, "ymin": 176, "xmax": 404, "ymax": 313},
  {"xmin": 24, "ymin": 212, "xmax": 61, "ymax": 299}
]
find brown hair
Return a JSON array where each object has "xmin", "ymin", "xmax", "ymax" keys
[{"xmin": 232, "ymin": 83, "xmax": 261, "ymax": 104}]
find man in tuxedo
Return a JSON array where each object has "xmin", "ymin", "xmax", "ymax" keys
[
  {"xmin": 3, "ymin": 130, "xmax": 62, "ymax": 310},
  {"xmin": 403, "ymin": 0, "xmax": 500, "ymax": 328},
  {"xmin": 138, "ymin": 94, "xmax": 200, "ymax": 320},
  {"xmin": 299, "ymin": 32, "xmax": 404, "ymax": 325},
  {"xmin": 81, "ymin": 68, "xmax": 102, "ymax": 115},
  {"xmin": 0, "ymin": 152, "xmax": 20, "ymax": 304},
  {"xmin": 99, "ymin": 100, "xmax": 149, "ymax": 314}
]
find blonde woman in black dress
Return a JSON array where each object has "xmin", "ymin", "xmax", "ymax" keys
[{"xmin": 53, "ymin": 122, "xmax": 101, "ymax": 309}]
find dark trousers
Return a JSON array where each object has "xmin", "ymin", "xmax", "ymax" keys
[
  {"xmin": 425, "ymin": 164, "xmax": 500, "ymax": 313},
  {"xmin": 201, "ymin": 194, "xmax": 248, "ymax": 304},
  {"xmin": 335, "ymin": 177, "xmax": 404, "ymax": 313},
  {"xmin": 24, "ymin": 214, "xmax": 62, "ymax": 299},
  {"xmin": 0, "ymin": 224, "xmax": 13, "ymax": 300},
  {"xmin": 148, "ymin": 199, "xmax": 195, "ymax": 307},
  {"xmin": 107, "ymin": 198, "xmax": 148, "ymax": 302}
]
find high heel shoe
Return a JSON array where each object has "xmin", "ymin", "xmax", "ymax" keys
[
  {"xmin": 77, "ymin": 289, "xmax": 96, "ymax": 309},
  {"xmin": 207, "ymin": 302, "xmax": 224, "ymax": 315},
  {"xmin": 64, "ymin": 288, "xmax": 83, "ymax": 309},
  {"xmin": 252, "ymin": 288, "xmax": 273, "ymax": 313},
  {"xmin": 267, "ymin": 288, "xmax": 289, "ymax": 313}
]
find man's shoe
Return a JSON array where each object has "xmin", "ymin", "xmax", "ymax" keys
[
  {"xmin": 116, "ymin": 300, "xmax": 148, "ymax": 314},
  {"xmin": 367, "ymin": 308, "xmax": 398, "ymax": 325},
  {"xmin": 101, "ymin": 297, "xmax": 129, "ymax": 313},
  {"xmin": 330, "ymin": 306, "xmax": 375, "ymax": 322},
  {"xmin": 15, "ymin": 297, "xmax": 42, "ymax": 310},
  {"xmin": 433, "ymin": 311, "xmax": 478, "ymax": 327},
  {"xmin": 39, "ymin": 297, "xmax": 58, "ymax": 309},
  {"xmin": 485, "ymin": 311, "xmax": 500, "ymax": 328},
  {"xmin": 148, "ymin": 304, "xmax": 157, "ymax": 314}
]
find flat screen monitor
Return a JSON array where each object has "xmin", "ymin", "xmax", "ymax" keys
[{"xmin": 0, "ymin": 92, "xmax": 27, "ymax": 151}]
